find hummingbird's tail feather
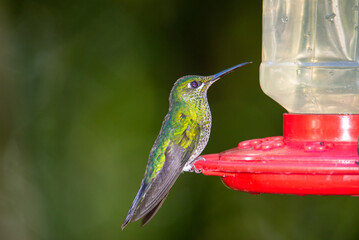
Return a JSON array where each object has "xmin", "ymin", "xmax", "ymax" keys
[
  {"xmin": 141, "ymin": 193, "xmax": 168, "ymax": 226},
  {"xmin": 132, "ymin": 143, "xmax": 187, "ymax": 223},
  {"xmin": 121, "ymin": 183, "xmax": 148, "ymax": 230},
  {"xmin": 131, "ymin": 162, "xmax": 182, "ymax": 222}
]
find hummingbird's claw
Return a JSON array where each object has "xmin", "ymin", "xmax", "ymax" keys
[{"xmin": 183, "ymin": 157, "xmax": 204, "ymax": 173}]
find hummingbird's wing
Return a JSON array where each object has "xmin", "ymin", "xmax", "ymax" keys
[{"xmin": 132, "ymin": 114, "xmax": 201, "ymax": 226}]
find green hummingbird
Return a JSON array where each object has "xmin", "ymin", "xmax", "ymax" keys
[{"xmin": 122, "ymin": 62, "xmax": 251, "ymax": 229}]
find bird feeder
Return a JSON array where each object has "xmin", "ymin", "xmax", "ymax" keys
[{"xmin": 194, "ymin": 0, "xmax": 359, "ymax": 195}]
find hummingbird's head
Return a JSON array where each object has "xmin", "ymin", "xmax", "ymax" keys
[{"xmin": 169, "ymin": 62, "xmax": 251, "ymax": 106}]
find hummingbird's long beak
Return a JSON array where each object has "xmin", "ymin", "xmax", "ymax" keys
[{"xmin": 211, "ymin": 62, "xmax": 252, "ymax": 82}]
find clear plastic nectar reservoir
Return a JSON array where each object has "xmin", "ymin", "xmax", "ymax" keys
[{"xmin": 260, "ymin": 0, "xmax": 359, "ymax": 113}]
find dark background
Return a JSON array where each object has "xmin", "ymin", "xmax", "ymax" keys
[{"xmin": 1, "ymin": 1, "xmax": 359, "ymax": 240}]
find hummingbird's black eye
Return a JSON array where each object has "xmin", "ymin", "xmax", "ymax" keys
[{"xmin": 189, "ymin": 81, "xmax": 202, "ymax": 89}]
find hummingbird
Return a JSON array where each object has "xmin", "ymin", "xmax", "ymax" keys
[{"xmin": 121, "ymin": 62, "xmax": 251, "ymax": 229}]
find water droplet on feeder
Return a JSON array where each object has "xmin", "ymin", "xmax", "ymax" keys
[
  {"xmin": 281, "ymin": 16, "xmax": 288, "ymax": 23},
  {"xmin": 325, "ymin": 13, "xmax": 336, "ymax": 23}
]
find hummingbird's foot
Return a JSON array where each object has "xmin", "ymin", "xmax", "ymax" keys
[{"xmin": 183, "ymin": 157, "xmax": 204, "ymax": 173}]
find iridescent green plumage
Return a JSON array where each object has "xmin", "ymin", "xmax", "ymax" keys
[
  {"xmin": 144, "ymin": 75, "xmax": 211, "ymax": 183},
  {"xmin": 122, "ymin": 63, "xmax": 250, "ymax": 229}
]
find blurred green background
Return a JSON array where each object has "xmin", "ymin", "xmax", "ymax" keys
[{"xmin": 1, "ymin": 1, "xmax": 359, "ymax": 240}]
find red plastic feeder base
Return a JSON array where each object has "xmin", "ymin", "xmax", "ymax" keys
[{"xmin": 194, "ymin": 114, "xmax": 359, "ymax": 195}]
